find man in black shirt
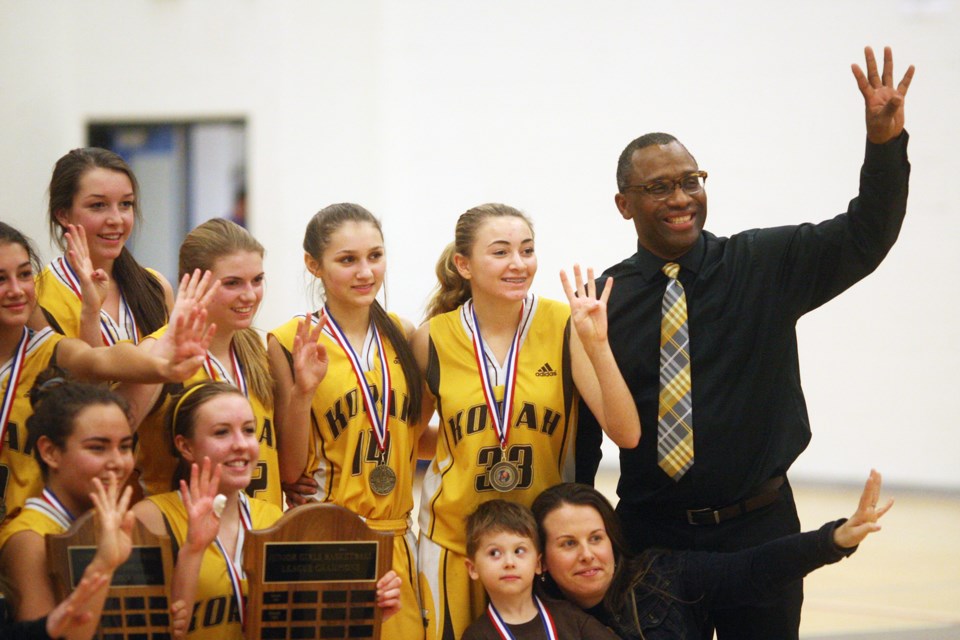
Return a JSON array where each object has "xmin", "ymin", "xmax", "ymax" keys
[{"xmin": 575, "ymin": 47, "xmax": 914, "ymax": 639}]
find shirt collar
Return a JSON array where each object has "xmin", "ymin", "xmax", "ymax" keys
[{"xmin": 635, "ymin": 233, "xmax": 706, "ymax": 281}]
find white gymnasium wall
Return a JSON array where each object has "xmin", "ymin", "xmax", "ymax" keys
[{"xmin": 2, "ymin": 1, "xmax": 957, "ymax": 489}]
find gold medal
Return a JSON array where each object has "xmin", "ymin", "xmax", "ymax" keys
[
  {"xmin": 369, "ymin": 465, "xmax": 397, "ymax": 496},
  {"xmin": 489, "ymin": 460, "xmax": 521, "ymax": 493}
]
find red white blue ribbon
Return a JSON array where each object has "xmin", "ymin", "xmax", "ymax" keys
[
  {"xmin": 51, "ymin": 256, "xmax": 140, "ymax": 345},
  {"xmin": 212, "ymin": 491, "xmax": 252, "ymax": 628},
  {"xmin": 467, "ymin": 299, "xmax": 525, "ymax": 450},
  {"xmin": 202, "ymin": 344, "xmax": 248, "ymax": 398},
  {"xmin": 0, "ymin": 328, "xmax": 29, "ymax": 457},
  {"xmin": 322, "ymin": 306, "xmax": 391, "ymax": 452},
  {"xmin": 486, "ymin": 596, "xmax": 559, "ymax": 640},
  {"xmin": 24, "ymin": 487, "xmax": 77, "ymax": 530}
]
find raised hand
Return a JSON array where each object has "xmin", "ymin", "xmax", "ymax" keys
[
  {"xmin": 89, "ymin": 472, "xmax": 135, "ymax": 572},
  {"xmin": 180, "ymin": 457, "xmax": 223, "ymax": 553},
  {"xmin": 169, "ymin": 269, "xmax": 219, "ymax": 327},
  {"xmin": 44, "ymin": 571, "xmax": 110, "ymax": 637},
  {"xmin": 833, "ymin": 469, "xmax": 894, "ymax": 549},
  {"xmin": 292, "ymin": 312, "xmax": 329, "ymax": 395},
  {"xmin": 560, "ymin": 265, "xmax": 613, "ymax": 350},
  {"xmin": 375, "ymin": 569, "xmax": 403, "ymax": 621},
  {"xmin": 852, "ymin": 46, "xmax": 915, "ymax": 144},
  {"xmin": 65, "ymin": 224, "xmax": 110, "ymax": 308},
  {"xmin": 161, "ymin": 305, "xmax": 216, "ymax": 382}
]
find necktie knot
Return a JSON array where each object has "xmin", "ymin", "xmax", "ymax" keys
[{"xmin": 662, "ymin": 262, "xmax": 680, "ymax": 280}]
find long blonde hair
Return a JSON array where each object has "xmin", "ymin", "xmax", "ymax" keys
[
  {"xmin": 424, "ymin": 203, "xmax": 533, "ymax": 319},
  {"xmin": 179, "ymin": 218, "xmax": 273, "ymax": 407}
]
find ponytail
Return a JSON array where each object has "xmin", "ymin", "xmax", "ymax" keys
[
  {"xmin": 369, "ymin": 302, "xmax": 423, "ymax": 425},
  {"xmin": 425, "ymin": 242, "xmax": 471, "ymax": 319}
]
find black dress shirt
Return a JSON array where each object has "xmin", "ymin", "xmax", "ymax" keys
[{"xmin": 577, "ymin": 133, "xmax": 910, "ymax": 511}]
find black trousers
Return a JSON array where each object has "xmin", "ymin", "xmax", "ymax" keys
[{"xmin": 616, "ymin": 479, "xmax": 803, "ymax": 640}]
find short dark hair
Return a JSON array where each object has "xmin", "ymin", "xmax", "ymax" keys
[
  {"xmin": 0, "ymin": 222, "xmax": 42, "ymax": 282},
  {"xmin": 466, "ymin": 499, "xmax": 540, "ymax": 558},
  {"xmin": 616, "ymin": 132, "xmax": 693, "ymax": 192}
]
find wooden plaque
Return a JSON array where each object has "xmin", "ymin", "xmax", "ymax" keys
[
  {"xmin": 243, "ymin": 503, "xmax": 393, "ymax": 640},
  {"xmin": 46, "ymin": 510, "xmax": 176, "ymax": 640}
]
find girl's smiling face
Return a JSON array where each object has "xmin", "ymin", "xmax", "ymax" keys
[
  {"xmin": 56, "ymin": 167, "xmax": 136, "ymax": 266},
  {"xmin": 175, "ymin": 393, "xmax": 259, "ymax": 493},
  {"xmin": 0, "ymin": 242, "xmax": 35, "ymax": 330},
  {"xmin": 207, "ymin": 251, "xmax": 264, "ymax": 332},
  {"xmin": 44, "ymin": 403, "xmax": 134, "ymax": 511},
  {"xmin": 309, "ymin": 220, "xmax": 386, "ymax": 314}
]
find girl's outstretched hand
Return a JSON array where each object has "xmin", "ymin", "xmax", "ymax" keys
[
  {"xmin": 181, "ymin": 457, "xmax": 223, "ymax": 553},
  {"xmin": 89, "ymin": 472, "xmax": 135, "ymax": 572}
]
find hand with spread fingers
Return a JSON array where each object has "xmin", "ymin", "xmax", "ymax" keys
[
  {"xmin": 833, "ymin": 469, "xmax": 894, "ymax": 549},
  {"xmin": 88, "ymin": 473, "xmax": 136, "ymax": 573},
  {"xmin": 560, "ymin": 264, "xmax": 613, "ymax": 350},
  {"xmin": 852, "ymin": 46, "xmax": 915, "ymax": 144},
  {"xmin": 181, "ymin": 457, "xmax": 223, "ymax": 553}
]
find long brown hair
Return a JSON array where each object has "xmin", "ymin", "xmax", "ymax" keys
[
  {"xmin": 303, "ymin": 203, "xmax": 423, "ymax": 425},
  {"xmin": 179, "ymin": 218, "xmax": 273, "ymax": 407},
  {"xmin": 424, "ymin": 203, "xmax": 533, "ymax": 319},
  {"xmin": 47, "ymin": 148, "xmax": 167, "ymax": 336}
]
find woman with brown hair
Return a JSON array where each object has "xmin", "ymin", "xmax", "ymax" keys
[{"xmin": 33, "ymin": 148, "xmax": 172, "ymax": 346}]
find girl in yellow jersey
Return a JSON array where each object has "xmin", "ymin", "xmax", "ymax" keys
[
  {"xmin": 413, "ymin": 204, "xmax": 641, "ymax": 639},
  {"xmin": 122, "ymin": 219, "xmax": 281, "ymax": 507},
  {"xmin": 133, "ymin": 381, "xmax": 403, "ymax": 640},
  {"xmin": 0, "ymin": 223, "xmax": 211, "ymax": 527},
  {"xmin": 134, "ymin": 382, "xmax": 282, "ymax": 640},
  {"xmin": 268, "ymin": 203, "xmax": 433, "ymax": 638},
  {"xmin": 0, "ymin": 378, "xmax": 146, "ymax": 640},
  {"xmin": 32, "ymin": 148, "xmax": 173, "ymax": 347}
]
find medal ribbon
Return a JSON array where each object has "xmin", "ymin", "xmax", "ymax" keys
[
  {"xmin": 53, "ymin": 256, "xmax": 139, "ymax": 345},
  {"xmin": 322, "ymin": 306, "xmax": 391, "ymax": 452},
  {"xmin": 24, "ymin": 487, "xmax": 77, "ymax": 531},
  {"xmin": 486, "ymin": 596, "xmax": 559, "ymax": 640},
  {"xmin": 468, "ymin": 300, "xmax": 524, "ymax": 450},
  {"xmin": 202, "ymin": 344, "xmax": 248, "ymax": 397},
  {"xmin": 212, "ymin": 492, "xmax": 252, "ymax": 628},
  {"xmin": 0, "ymin": 328, "xmax": 28, "ymax": 457}
]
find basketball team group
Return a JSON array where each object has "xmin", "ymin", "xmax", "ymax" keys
[{"xmin": 0, "ymin": 46, "xmax": 914, "ymax": 640}]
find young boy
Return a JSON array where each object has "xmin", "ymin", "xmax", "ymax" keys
[{"xmin": 462, "ymin": 500, "xmax": 619, "ymax": 639}]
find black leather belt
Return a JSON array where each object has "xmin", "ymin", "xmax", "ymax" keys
[{"xmin": 685, "ymin": 476, "xmax": 785, "ymax": 526}]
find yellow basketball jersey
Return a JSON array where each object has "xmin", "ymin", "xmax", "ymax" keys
[
  {"xmin": 1, "ymin": 329, "xmax": 62, "ymax": 527},
  {"xmin": 148, "ymin": 491, "xmax": 282, "ymax": 640},
  {"xmin": 134, "ymin": 326, "xmax": 281, "ymax": 507},
  {"xmin": 0, "ymin": 495, "xmax": 67, "ymax": 550},
  {"xmin": 418, "ymin": 297, "xmax": 578, "ymax": 555},
  {"xmin": 270, "ymin": 314, "xmax": 418, "ymax": 523},
  {"xmin": 36, "ymin": 260, "xmax": 162, "ymax": 342}
]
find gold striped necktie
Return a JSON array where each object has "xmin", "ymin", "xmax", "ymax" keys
[{"xmin": 658, "ymin": 262, "xmax": 694, "ymax": 480}]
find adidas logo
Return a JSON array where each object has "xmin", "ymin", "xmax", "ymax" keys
[{"xmin": 535, "ymin": 362, "xmax": 557, "ymax": 377}]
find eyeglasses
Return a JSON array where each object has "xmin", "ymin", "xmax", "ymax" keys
[{"xmin": 622, "ymin": 171, "xmax": 708, "ymax": 201}]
